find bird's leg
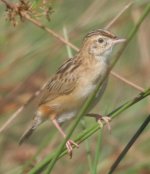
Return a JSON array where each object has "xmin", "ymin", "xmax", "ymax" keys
[
  {"xmin": 86, "ymin": 113, "xmax": 111, "ymax": 131},
  {"xmin": 51, "ymin": 119, "xmax": 79, "ymax": 158}
]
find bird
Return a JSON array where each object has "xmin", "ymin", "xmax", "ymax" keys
[{"xmin": 19, "ymin": 29, "xmax": 125, "ymax": 157}]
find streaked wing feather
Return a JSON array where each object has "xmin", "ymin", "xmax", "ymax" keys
[{"xmin": 39, "ymin": 58, "xmax": 79, "ymax": 105}]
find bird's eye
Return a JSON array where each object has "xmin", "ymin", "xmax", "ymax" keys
[{"xmin": 98, "ymin": 38, "xmax": 104, "ymax": 43}]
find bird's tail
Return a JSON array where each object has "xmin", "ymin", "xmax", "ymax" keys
[
  {"xmin": 19, "ymin": 115, "xmax": 42, "ymax": 145},
  {"xmin": 19, "ymin": 125, "xmax": 36, "ymax": 145}
]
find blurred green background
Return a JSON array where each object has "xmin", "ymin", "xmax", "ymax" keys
[{"xmin": 0, "ymin": 0, "xmax": 150, "ymax": 174}]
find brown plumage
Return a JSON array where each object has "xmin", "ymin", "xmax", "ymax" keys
[{"xmin": 19, "ymin": 29, "xmax": 125, "ymax": 157}]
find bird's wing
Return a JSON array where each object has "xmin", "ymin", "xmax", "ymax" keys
[{"xmin": 39, "ymin": 58, "xmax": 80, "ymax": 105}]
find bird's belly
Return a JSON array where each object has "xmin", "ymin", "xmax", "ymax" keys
[
  {"xmin": 57, "ymin": 110, "xmax": 77, "ymax": 123},
  {"xmin": 45, "ymin": 84, "xmax": 96, "ymax": 120},
  {"xmin": 46, "ymin": 94, "xmax": 83, "ymax": 117},
  {"xmin": 75, "ymin": 83, "xmax": 97, "ymax": 99},
  {"xmin": 55, "ymin": 85, "xmax": 96, "ymax": 123},
  {"xmin": 56, "ymin": 89, "xmax": 93, "ymax": 122}
]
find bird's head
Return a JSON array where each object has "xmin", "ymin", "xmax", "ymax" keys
[{"xmin": 82, "ymin": 29, "xmax": 126, "ymax": 62}]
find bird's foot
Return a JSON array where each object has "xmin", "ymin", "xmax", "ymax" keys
[
  {"xmin": 86, "ymin": 113, "xmax": 111, "ymax": 131},
  {"xmin": 96, "ymin": 115, "xmax": 111, "ymax": 131},
  {"xmin": 66, "ymin": 139, "xmax": 79, "ymax": 158}
]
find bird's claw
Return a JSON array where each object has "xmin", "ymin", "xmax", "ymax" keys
[
  {"xmin": 66, "ymin": 139, "xmax": 79, "ymax": 158},
  {"xmin": 96, "ymin": 115, "xmax": 111, "ymax": 131}
]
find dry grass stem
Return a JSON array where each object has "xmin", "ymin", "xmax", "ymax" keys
[
  {"xmin": 111, "ymin": 71, "xmax": 144, "ymax": 92},
  {"xmin": 0, "ymin": 80, "xmax": 48, "ymax": 133},
  {"xmin": 105, "ymin": 1, "xmax": 133, "ymax": 29}
]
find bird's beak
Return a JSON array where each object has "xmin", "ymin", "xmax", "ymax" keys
[{"xmin": 113, "ymin": 38, "xmax": 126, "ymax": 44}]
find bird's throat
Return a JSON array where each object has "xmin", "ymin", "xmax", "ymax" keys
[{"xmin": 95, "ymin": 48, "xmax": 112, "ymax": 64}]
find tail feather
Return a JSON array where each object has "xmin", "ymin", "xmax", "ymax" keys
[
  {"xmin": 19, "ymin": 125, "xmax": 35, "ymax": 145},
  {"xmin": 19, "ymin": 115, "xmax": 43, "ymax": 145}
]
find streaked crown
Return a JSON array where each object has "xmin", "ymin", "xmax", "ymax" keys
[
  {"xmin": 82, "ymin": 29, "xmax": 125, "ymax": 60},
  {"xmin": 85, "ymin": 29, "xmax": 117, "ymax": 39}
]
